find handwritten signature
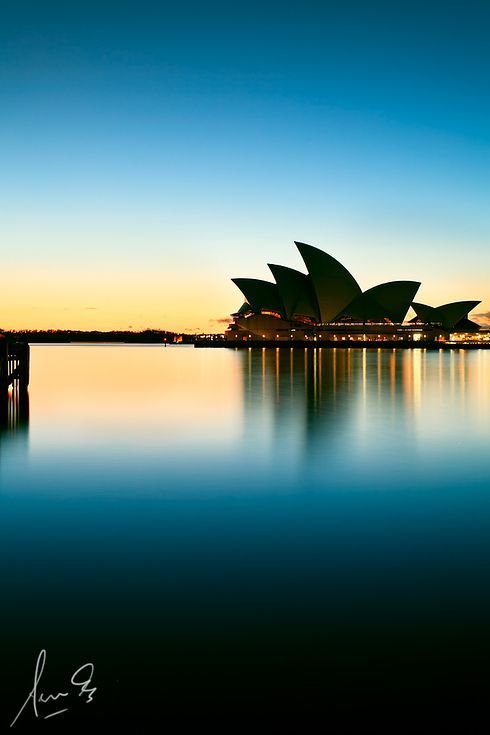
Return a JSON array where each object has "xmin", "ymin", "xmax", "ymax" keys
[{"xmin": 10, "ymin": 649, "xmax": 96, "ymax": 727}]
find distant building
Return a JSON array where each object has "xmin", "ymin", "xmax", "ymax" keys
[{"xmin": 225, "ymin": 242, "xmax": 482, "ymax": 343}]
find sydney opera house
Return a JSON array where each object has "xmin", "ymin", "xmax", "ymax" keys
[{"xmin": 225, "ymin": 242, "xmax": 482, "ymax": 343}]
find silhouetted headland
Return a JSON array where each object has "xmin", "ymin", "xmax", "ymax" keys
[{"xmin": 0, "ymin": 329, "xmax": 194, "ymax": 344}]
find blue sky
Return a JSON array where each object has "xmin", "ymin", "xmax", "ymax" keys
[{"xmin": 1, "ymin": 0, "xmax": 489, "ymax": 330}]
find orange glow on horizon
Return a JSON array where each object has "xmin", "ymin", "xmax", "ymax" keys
[
  {"xmin": 1, "ymin": 264, "xmax": 488, "ymax": 334},
  {"xmin": 0, "ymin": 266, "xmax": 236, "ymax": 333}
]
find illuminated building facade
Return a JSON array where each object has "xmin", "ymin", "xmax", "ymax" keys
[{"xmin": 225, "ymin": 242, "xmax": 481, "ymax": 343}]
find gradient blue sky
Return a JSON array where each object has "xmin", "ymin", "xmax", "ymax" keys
[{"xmin": 1, "ymin": 0, "xmax": 489, "ymax": 330}]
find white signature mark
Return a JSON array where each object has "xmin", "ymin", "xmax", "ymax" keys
[{"xmin": 10, "ymin": 649, "xmax": 96, "ymax": 727}]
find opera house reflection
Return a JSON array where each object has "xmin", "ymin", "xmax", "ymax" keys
[{"xmin": 238, "ymin": 347, "xmax": 479, "ymax": 483}]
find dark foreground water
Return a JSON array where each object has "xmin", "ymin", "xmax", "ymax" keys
[{"xmin": 2, "ymin": 345, "xmax": 490, "ymax": 730}]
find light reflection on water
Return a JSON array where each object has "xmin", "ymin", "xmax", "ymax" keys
[
  {"xmin": 1, "ymin": 345, "xmax": 490, "ymax": 723},
  {"xmin": 1, "ymin": 345, "xmax": 488, "ymax": 496}
]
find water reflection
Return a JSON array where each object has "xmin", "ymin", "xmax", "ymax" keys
[
  {"xmin": 2, "ymin": 346, "xmax": 490, "ymax": 725},
  {"xmin": 240, "ymin": 347, "xmax": 422, "ymax": 457},
  {"xmin": 2, "ymin": 345, "xmax": 489, "ymax": 498},
  {"xmin": 0, "ymin": 387, "xmax": 29, "ymax": 467},
  {"xmin": 238, "ymin": 347, "xmax": 490, "ymax": 491},
  {"xmin": 241, "ymin": 347, "xmax": 422, "ymax": 439}
]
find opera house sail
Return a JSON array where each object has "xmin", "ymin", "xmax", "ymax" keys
[{"xmin": 225, "ymin": 242, "xmax": 482, "ymax": 344}]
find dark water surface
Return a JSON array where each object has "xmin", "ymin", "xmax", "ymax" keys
[{"xmin": 2, "ymin": 345, "xmax": 490, "ymax": 729}]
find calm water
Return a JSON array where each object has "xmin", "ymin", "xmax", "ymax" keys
[{"xmin": 2, "ymin": 345, "xmax": 490, "ymax": 728}]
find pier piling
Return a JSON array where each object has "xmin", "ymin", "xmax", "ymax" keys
[{"xmin": 0, "ymin": 340, "xmax": 30, "ymax": 397}]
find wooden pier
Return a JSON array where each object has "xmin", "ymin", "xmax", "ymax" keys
[{"xmin": 0, "ymin": 340, "xmax": 30, "ymax": 396}]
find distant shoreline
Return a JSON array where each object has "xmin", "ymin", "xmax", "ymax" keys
[{"xmin": 1, "ymin": 330, "xmax": 197, "ymax": 344}]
